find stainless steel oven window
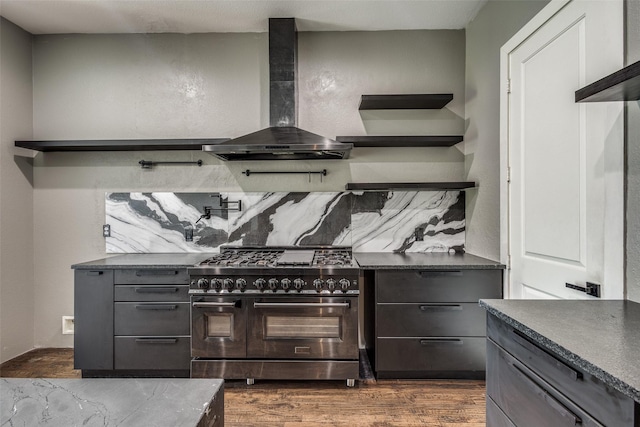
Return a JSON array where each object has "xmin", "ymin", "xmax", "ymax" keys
[
  {"xmin": 206, "ymin": 313, "xmax": 233, "ymax": 337},
  {"xmin": 264, "ymin": 316, "xmax": 340, "ymax": 339}
]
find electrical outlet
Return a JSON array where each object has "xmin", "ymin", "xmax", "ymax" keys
[
  {"xmin": 185, "ymin": 227, "xmax": 193, "ymax": 242},
  {"xmin": 102, "ymin": 224, "xmax": 111, "ymax": 237},
  {"xmin": 62, "ymin": 316, "xmax": 74, "ymax": 335}
]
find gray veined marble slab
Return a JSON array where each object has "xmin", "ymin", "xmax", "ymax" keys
[
  {"xmin": 226, "ymin": 192, "xmax": 352, "ymax": 246},
  {"xmin": 106, "ymin": 192, "xmax": 228, "ymax": 253},
  {"xmin": 0, "ymin": 378, "xmax": 224, "ymax": 427},
  {"xmin": 104, "ymin": 190, "xmax": 465, "ymax": 254},
  {"xmin": 351, "ymin": 191, "xmax": 464, "ymax": 252}
]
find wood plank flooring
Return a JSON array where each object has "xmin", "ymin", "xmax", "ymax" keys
[{"xmin": 0, "ymin": 348, "xmax": 487, "ymax": 426}]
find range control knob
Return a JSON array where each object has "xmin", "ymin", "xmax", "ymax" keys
[
  {"xmin": 222, "ymin": 278, "xmax": 234, "ymax": 290},
  {"xmin": 313, "ymin": 279, "xmax": 324, "ymax": 292},
  {"xmin": 254, "ymin": 278, "xmax": 266, "ymax": 290},
  {"xmin": 281, "ymin": 278, "xmax": 291, "ymax": 291},
  {"xmin": 196, "ymin": 278, "xmax": 209, "ymax": 289},
  {"xmin": 210, "ymin": 278, "xmax": 222, "ymax": 290},
  {"xmin": 339, "ymin": 279, "xmax": 351, "ymax": 291},
  {"xmin": 235, "ymin": 278, "xmax": 247, "ymax": 291},
  {"xmin": 293, "ymin": 278, "xmax": 304, "ymax": 291},
  {"xmin": 326, "ymin": 279, "xmax": 336, "ymax": 292},
  {"xmin": 268, "ymin": 278, "xmax": 278, "ymax": 290}
]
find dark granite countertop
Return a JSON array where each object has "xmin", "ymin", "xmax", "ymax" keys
[
  {"xmin": 71, "ymin": 253, "xmax": 213, "ymax": 269},
  {"xmin": 73, "ymin": 252, "xmax": 505, "ymax": 270},
  {"xmin": 354, "ymin": 252, "xmax": 504, "ymax": 269},
  {"xmin": 480, "ymin": 299, "xmax": 640, "ymax": 403},
  {"xmin": 0, "ymin": 378, "xmax": 223, "ymax": 426}
]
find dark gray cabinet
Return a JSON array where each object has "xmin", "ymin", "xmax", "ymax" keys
[
  {"xmin": 74, "ymin": 268, "xmax": 191, "ymax": 377},
  {"xmin": 371, "ymin": 269, "xmax": 502, "ymax": 379},
  {"xmin": 74, "ymin": 269, "xmax": 114, "ymax": 370},
  {"xmin": 487, "ymin": 313, "xmax": 637, "ymax": 426}
]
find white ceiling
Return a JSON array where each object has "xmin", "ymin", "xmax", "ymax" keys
[{"xmin": 0, "ymin": 0, "xmax": 489, "ymax": 34}]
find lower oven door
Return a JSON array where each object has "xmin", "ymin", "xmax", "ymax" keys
[
  {"xmin": 247, "ymin": 296, "xmax": 358, "ymax": 360},
  {"xmin": 191, "ymin": 295, "xmax": 246, "ymax": 358}
]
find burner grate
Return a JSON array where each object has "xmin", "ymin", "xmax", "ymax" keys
[{"xmin": 198, "ymin": 248, "xmax": 353, "ymax": 268}]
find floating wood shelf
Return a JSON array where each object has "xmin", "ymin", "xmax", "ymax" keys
[
  {"xmin": 14, "ymin": 138, "xmax": 230, "ymax": 152},
  {"xmin": 358, "ymin": 94, "xmax": 453, "ymax": 110},
  {"xmin": 346, "ymin": 182, "xmax": 476, "ymax": 191},
  {"xmin": 575, "ymin": 60, "xmax": 640, "ymax": 102},
  {"xmin": 336, "ymin": 135, "xmax": 463, "ymax": 147}
]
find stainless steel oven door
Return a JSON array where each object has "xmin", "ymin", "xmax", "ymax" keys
[
  {"xmin": 247, "ymin": 296, "xmax": 358, "ymax": 360},
  {"xmin": 191, "ymin": 296, "xmax": 246, "ymax": 358}
]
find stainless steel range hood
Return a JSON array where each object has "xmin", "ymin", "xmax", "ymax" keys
[{"xmin": 203, "ymin": 18, "xmax": 352, "ymax": 161}]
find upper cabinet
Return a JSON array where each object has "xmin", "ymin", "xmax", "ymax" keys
[
  {"xmin": 358, "ymin": 93, "xmax": 453, "ymax": 110},
  {"xmin": 575, "ymin": 60, "xmax": 640, "ymax": 102},
  {"xmin": 14, "ymin": 139, "xmax": 230, "ymax": 152}
]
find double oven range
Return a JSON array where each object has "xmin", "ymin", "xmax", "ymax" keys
[{"xmin": 187, "ymin": 246, "xmax": 360, "ymax": 387}]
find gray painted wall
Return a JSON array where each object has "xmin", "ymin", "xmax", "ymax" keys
[
  {"xmin": 30, "ymin": 30, "xmax": 465, "ymax": 348},
  {"xmin": 625, "ymin": 0, "xmax": 640, "ymax": 301},
  {"xmin": 0, "ymin": 18, "xmax": 35, "ymax": 363},
  {"xmin": 464, "ymin": 0, "xmax": 549, "ymax": 260}
]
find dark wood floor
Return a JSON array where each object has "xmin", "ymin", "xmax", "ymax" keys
[{"xmin": 0, "ymin": 349, "xmax": 487, "ymax": 426}]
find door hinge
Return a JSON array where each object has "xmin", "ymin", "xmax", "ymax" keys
[
  {"xmin": 507, "ymin": 166, "xmax": 511, "ymax": 183},
  {"xmin": 507, "ymin": 254, "xmax": 512, "ymax": 270},
  {"xmin": 507, "ymin": 78, "xmax": 512, "ymax": 94}
]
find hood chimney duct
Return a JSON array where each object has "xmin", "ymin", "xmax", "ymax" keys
[
  {"xmin": 202, "ymin": 18, "xmax": 352, "ymax": 161},
  {"xmin": 269, "ymin": 18, "xmax": 297, "ymax": 127}
]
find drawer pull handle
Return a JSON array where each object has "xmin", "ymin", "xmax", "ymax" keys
[
  {"xmin": 134, "ymin": 338, "xmax": 178, "ymax": 344},
  {"xmin": 134, "ymin": 287, "xmax": 179, "ymax": 294},
  {"xmin": 418, "ymin": 270, "xmax": 463, "ymax": 277},
  {"xmin": 511, "ymin": 363, "xmax": 583, "ymax": 426},
  {"xmin": 135, "ymin": 304, "xmax": 177, "ymax": 310},
  {"xmin": 135, "ymin": 270, "xmax": 179, "ymax": 277},
  {"xmin": 420, "ymin": 338, "xmax": 463, "ymax": 345},
  {"xmin": 419, "ymin": 304, "xmax": 462, "ymax": 311},
  {"xmin": 512, "ymin": 329, "xmax": 582, "ymax": 381},
  {"xmin": 87, "ymin": 271, "xmax": 104, "ymax": 276},
  {"xmin": 192, "ymin": 302, "xmax": 239, "ymax": 308}
]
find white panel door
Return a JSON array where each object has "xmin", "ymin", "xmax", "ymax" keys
[{"xmin": 507, "ymin": 0, "xmax": 623, "ymax": 299}]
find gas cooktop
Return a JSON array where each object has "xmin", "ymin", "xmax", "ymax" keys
[
  {"xmin": 188, "ymin": 246, "xmax": 359, "ymax": 294},
  {"xmin": 196, "ymin": 246, "xmax": 356, "ymax": 268}
]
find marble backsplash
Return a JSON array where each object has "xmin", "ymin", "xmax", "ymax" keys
[{"xmin": 105, "ymin": 191, "xmax": 465, "ymax": 253}]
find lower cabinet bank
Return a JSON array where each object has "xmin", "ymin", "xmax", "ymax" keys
[
  {"xmin": 486, "ymin": 312, "xmax": 639, "ymax": 427},
  {"xmin": 365, "ymin": 268, "xmax": 503, "ymax": 379},
  {"xmin": 74, "ymin": 268, "xmax": 191, "ymax": 377}
]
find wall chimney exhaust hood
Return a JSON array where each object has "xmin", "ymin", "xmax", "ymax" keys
[{"xmin": 203, "ymin": 18, "xmax": 352, "ymax": 161}]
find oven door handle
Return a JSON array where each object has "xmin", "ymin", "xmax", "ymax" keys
[
  {"xmin": 253, "ymin": 302, "xmax": 350, "ymax": 309},
  {"xmin": 192, "ymin": 301, "xmax": 239, "ymax": 308}
]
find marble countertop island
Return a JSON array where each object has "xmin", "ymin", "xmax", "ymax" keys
[
  {"xmin": 481, "ymin": 299, "xmax": 640, "ymax": 402},
  {"xmin": 0, "ymin": 378, "xmax": 224, "ymax": 426}
]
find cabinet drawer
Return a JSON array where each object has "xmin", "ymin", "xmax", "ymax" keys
[
  {"xmin": 114, "ymin": 302, "xmax": 190, "ymax": 336},
  {"xmin": 114, "ymin": 269, "xmax": 188, "ymax": 285},
  {"xmin": 487, "ymin": 340, "xmax": 603, "ymax": 427},
  {"xmin": 114, "ymin": 336, "xmax": 190, "ymax": 370},
  {"xmin": 376, "ymin": 337, "xmax": 486, "ymax": 376},
  {"xmin": 376, "ymin": 269, "xmax": 502, "ymax": 303},
  {"xmin": 377, "ymin": 303, "xmax": 486, "ymax": 337},
  {"xmin": 114, "ymin": 285, "xmax": 189, "ymax": 302},
  {"xmin": 486, "ymin": 396, "xmax": 515, "ymax": 427},
  {"xmin": 487, "ymin": 314, "xmax": 635, "ymax": 427}
]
